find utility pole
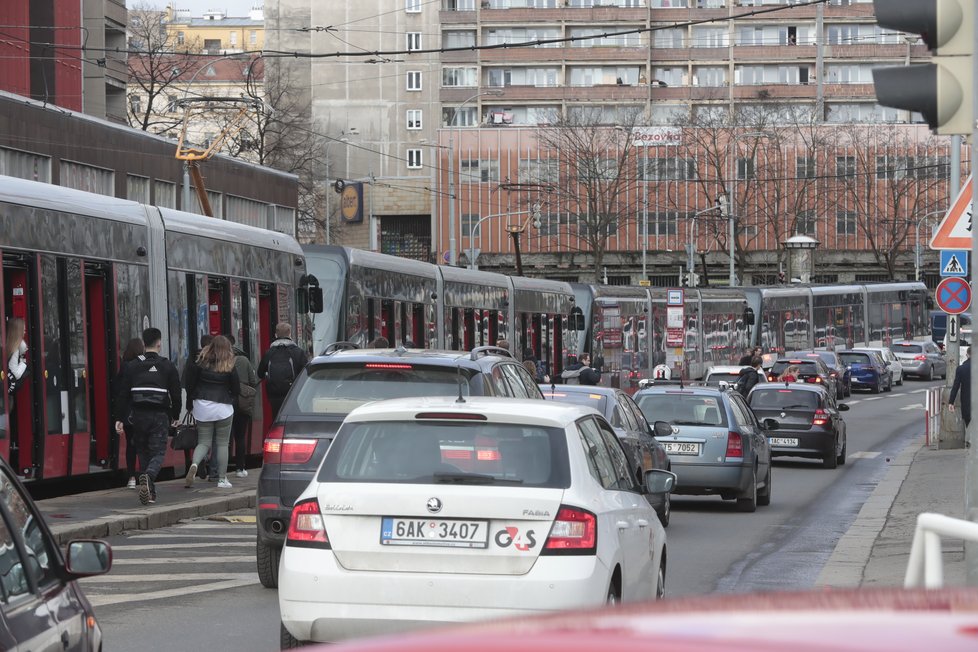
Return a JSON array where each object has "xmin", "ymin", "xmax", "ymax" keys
[{"xmin": 967, "ymin": 0, "xmax": 978, "ymax": 587}]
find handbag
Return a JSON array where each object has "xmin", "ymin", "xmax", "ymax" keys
[
  {"xmin": 237, "ymin": 383, "xmax": 257, "ymax": 418},
  {"xmin": 170, "ymin": 413, "xmax": 198, "ymax": 451}
]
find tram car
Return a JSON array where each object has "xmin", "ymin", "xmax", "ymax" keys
[{"xmin": 0, "ymin": 175, "xmax": 306, "ymax": 482}]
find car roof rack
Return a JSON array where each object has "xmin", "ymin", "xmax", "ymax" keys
[
  {"xmin": 321, "ymin": 341, "xmax": 359, "ymax": 356},
  {"xmin": 470, "ymin": 345, "xmax": 513, "ymax": 360}
]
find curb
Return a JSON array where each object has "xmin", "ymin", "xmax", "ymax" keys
[
  {"xmin": 814, "ymin": 436, "xmax": 922, "ymax": 588},
  {"xmin": 47, "ymin": 491, "xmax": 256, "ymax": 546}
]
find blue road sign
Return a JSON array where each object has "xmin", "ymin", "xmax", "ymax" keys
[
  {"xmin": 940, "ymin": 249, "xmax": 969, "ymax": 277},
  {"xmin": 936, "ymin": 277, "xmax": 972, "ymax": 315}
]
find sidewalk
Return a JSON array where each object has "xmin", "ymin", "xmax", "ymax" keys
[
  {"xmin": 817, "ymin": 437, "xmax": 967, "ymax": 588},
  {"xmin": 37, "ymin": 471, "xmax": 258, "ymax": 545}
]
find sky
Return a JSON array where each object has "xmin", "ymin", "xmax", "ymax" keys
[{"xmin": 145, "ymin": 1, "xmax": 263, "ymax": 17}]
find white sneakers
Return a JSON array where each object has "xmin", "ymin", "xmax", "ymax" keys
[
  {"xmin": 217, "ymin": 479, "xmax": 232, "ymax": 489},
  {"xmin": 235, "ymin": 469, "xmax": 248, "ymax": 478},
  {"xmin": 185, "ymin": 463, "xmax": 198, "ymax": 488},
  {"xmin": 127, "ymin": 477, "xmax": 137, "ymax": 490}
]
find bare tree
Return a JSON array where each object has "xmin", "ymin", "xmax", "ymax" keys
[
  {"xmin": 126, "ymin": 4, "xmax": 200, "ymax": 134},
  {"xmin": 533, "ymin": 108, "xmax": 645, "ymax": 282},
  {"xmin": 830, "ymin": 124, "xmax": 948, "ymax": 279}
]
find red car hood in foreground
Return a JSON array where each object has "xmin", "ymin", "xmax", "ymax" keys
[{"xmin": 319, "ymin": 589, "xmax": 978, "ymax": 652}]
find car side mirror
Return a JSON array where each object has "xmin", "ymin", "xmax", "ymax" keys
[
  {"xmin": 652, "ymin": 420, "xmax": 673, "ymax": 437},
  {"xmin": 65, "ymin": 540, "xmax": 112, "ymax": 578},
  {"xmin": 838, "ymin": 403, "xmax": 850, "ymax": 412},
  {"xmin": 644, "ymin": 469, "xmax": 676, "ymax": 495},
  {"xmin": 761, "ymin": 417, "xmax": 779, "ymax": 430}
]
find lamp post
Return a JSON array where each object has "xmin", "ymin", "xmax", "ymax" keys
[
  {"xmin": 447, "ymin": 89, "xmax": 503, "ymax": 266},
  {"xmin": 323, "ymin": 135, "xmax": 349, "ymax": 245},
  {"xmin": 914, "ymin": 209, "xmax": 948, "ymax": 281},
  {"xmin": 726, "ymin": 132, "xmax": 775, "ymax": 287},
  {"xmin": 467, "ymin": 204, "xmax": 540, "ymax": 270},
  {"xmin": 686, "ymin": 198, "xmax": 725, "ymax": 287}
]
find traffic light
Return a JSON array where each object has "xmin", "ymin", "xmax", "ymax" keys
[{"xmin": 871, "ymin": 0, "xmax": 974, "ymax": 135}]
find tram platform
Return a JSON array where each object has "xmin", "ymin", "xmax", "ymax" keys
[{"xmin": 37, "ymin": 471, "xmax": 258, "ymax": 545}]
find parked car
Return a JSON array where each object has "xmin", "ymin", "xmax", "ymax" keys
[
  {"xmin": 634, "ymin": 385, "xmax": 776, "ymax": 513},
  {"xmin": 0, "ymin": 455, "xmax": 112, "ymax": 650},
  {"xmin": 837, "ymin": 350, "xmax": 893, "ymax": 393},
  {"xmin": 541, "ymin": 384, "xmax": 673, "ymax": 525},
  {"xmin": 890, "ymin": 340, "xmax": 948, "ymax": 381},
  {"xmin": 257, "ymin": 344, "xmax": 545, "ymax": 589},
  {"xmin": 768, "ymin": 357, "xmax": 840, "ymax": 398},
  {"xmin": 703, "ymin": 365, "xmax": 769, "ymax": 387},
  {"xmin": 747, "ymin": 383, "xmax": 850, "ymax": 469},
  {"xmin": 278, "ymin": 396, "xmax": 674, "ymax": 647},
  {"xmin": 789, "ymin": 351, "xmax": 852, "ymax": 398},
  {"xmin": 853, "ymin": 346, "xmax": 904, "ymax": 386}
]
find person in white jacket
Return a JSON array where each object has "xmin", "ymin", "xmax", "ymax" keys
[{"xmin": 5, "ymin": 317, "xmax": 27, "ymax": 398}]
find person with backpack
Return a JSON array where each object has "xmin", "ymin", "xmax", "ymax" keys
[
  {"xmin": 114, "ymin": 328, "xmax": 182, "ymax": 505},
  {"xmin": 228, "ymin": 334, "xmax": 258, "ymax": 477},
  {"xmin": 113, "ymin": 337, "xmax": 145, "ymax": 490},
  {"xmin": 735, "ymin": 356, "xmax": 763, "ymax": 398},
  {"xmin": 258, "ymin": 322, "xmax": 308, "ymax": 420}
]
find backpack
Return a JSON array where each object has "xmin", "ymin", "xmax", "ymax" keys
[
  {"xmin": 734, "ymin": 368, "xmax": 755, "ymax": 398},
  {"xmin": 561, "ymin": 367, "xmax": 583, "ymax": 385},
  {"xmin": 265, "ymin": 346, "xmax": 297, "ymax": 396},
  {"xmin": 129, "ymin": 355, "xmax": 172, "ymax": 409}
]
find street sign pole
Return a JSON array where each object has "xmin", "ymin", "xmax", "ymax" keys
[
  {"xmin": 968, "ymin": 6, "xmax": 978, "ymax": 586},
  {"xmin": 937, "ymin": 277, "xmax": 970, "ymax": 450}
]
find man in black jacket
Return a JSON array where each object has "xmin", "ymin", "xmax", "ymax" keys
[
  {"xmin": 735, "ymin": 356, "xmax": 763, "ymax": 398},
  {"xmin": 257, "ymin": 322, "xmax": 309, "ymax": 420},
  {"xmin": 949, "ymin": 349, "xmax": 971, "ymax": 426},
  {"xmin": 561, "ymin": 353, "xmax": 602, "ymax": 386},
  {"xmin": 114, "ymin": 328, "xmax": 182, "ymax": 505}
]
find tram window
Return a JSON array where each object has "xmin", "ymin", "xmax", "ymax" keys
[
  {"xmin": 40, "ymin": 256, "xmax": 64, "ymax": 436},
  {"xmin": 451, "ymin": 308, "xmax": 461, "ymax": 351},
  {"xmin": 367, "ymin": 299, "xmax": 377, "ymax": 343}
]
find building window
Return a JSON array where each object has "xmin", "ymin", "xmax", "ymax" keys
[
  {"xmin": 204, "ymin": 39, "xmax": 221, "ymax": 53},
  {"xmin": 407, "ymin": 71, "xmax": 422, "ymax": 91},
  {"xmin": 406, "ymin": 110, "xmax": 423, "ymax": 130},
  {"xmin": 407, "ymin": 149, "xmax": 422, "ymax": 169},
  {"xmin": 736, "ymin": 157, "xmax": 755, "ymax": 180},
  {"xmin": 796, "ymin": 157, "xmax": 816, "ymax": 179},
  {"xmin": 796, "ymin": 210, "xmax": 817, "ymax": 236},
  {"xmin": 406, "ymin": 0, "xmax": 422, "ymax": 12},
  {"xmin": 250, "ymin": 30, "xmax": 258, "ymax": 45},
  {"xmin": 836, "ymin": 210, "xmax": 857, "ymax": 235},
  {"xmin": 229, "ymin": 31, "xmax": 238, "ymax": 46},
  {"xmin": 461, "ymin": 213, "xmax": 479, "ymax": 237},
  {"xmin": 407, "ymin": 32, "xmax": 422, "ymax": 51},
  {"xmin": 444, "ymin": 30, "xmax": 476, "ymax": 48},
  {"xmin": 126, "ymin": 174, "xmax": 150, "ymax": 203},
  {"xmin": 836, "ymin": 156, "xmax": 857, "ymax": 177},
  {"xmin": 640, "ymin": 158, "xmax": 696, "ymax": 181},
  {"xmin": 442, "ymin": 67, "xmax": 478, "ymax": 87},
  {"xmin": 461, "ymin": 158, "xmax": 500, "ymax": 183},
  {"xmin": 648, "ymin": 212, "xmax": 679, "ymax": 236},
  {"xmin": 443, "ymin": 106, "xmax": 477, "ymax": 126},
  {"xmin": 177, "ymin": 31, "xmax": 185, "ymax": 45}
]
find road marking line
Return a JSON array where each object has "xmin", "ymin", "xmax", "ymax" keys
[
  {"xmin": 82, "ymin": 572, "xmax": 256, "ymax": 584},
  {"xmin": 847, "ymin": 451, "xmax": 882, "ymax": 460},
  {"xmin": 864, "ymin": 396, "xmax": 886, "ymax": 401},
  {"xmin": 112, "ymin": 555, "xmax": 254, "ymax": 564},
  {"xmin": 910, "ymin": 388, "xmax": 929, "ymax": 394},
  {"xmin": 899, "ymin": 404, "xmax": 924, "ymax": 411},
  {"xmin": 111, "ymin": 542, "xmax": 255, "ymax": 552},
  {"xmin": 84, "ymin": 578, "xmax": 256, "ymax": 607},
  {"xmin": 125, "ymin": 533, "xmax": 254, "ymax": 540}
]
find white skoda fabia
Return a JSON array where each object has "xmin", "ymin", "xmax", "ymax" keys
[{"xmin": 278, "ymin": 396, "xmax": 674, "ymax": 647}]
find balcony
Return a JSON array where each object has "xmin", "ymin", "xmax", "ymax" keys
[
  {"xmin": 480, "ymin": 45, "xmax": 648, "ymax": 63},
  {"xmin": 732, "ymin": 44, "xmax": 818, "ymax": 62},
  {"xmin": 731, "ymin": 84, "xmax": 819, "ymax": 100}
]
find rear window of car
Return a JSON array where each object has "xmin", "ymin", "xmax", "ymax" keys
[
  {"xmin": 892, "ymin": 343, "xmax": 923, "ymax": 353},
  {"xmin": 291, "ymin": 364, "xmax": 475, "ymax": 415},
  {"xmin": 318, "ymin": 421, "xmax": 570, "ymax": 488},
  {"xmin": 770, "ymin": 360, "xmax": 820, "ymax": 376},
  {"xmin": 748, "ymin": 389, "xmax": 820, "ymax": 410},
  {"xmin": 544, "ymin": 391, "xmax": 607, "ymax": 414},
  {"xmin": 705, "ymin": 372, "xmax": 741, "ymax": 384},
  {"xmin": 635, "ymin": 393, "xmax": 729, "ymax": 427},
  {"xmin": 839, "ymin": 352, "xmax": 873, "ymax": 365}
]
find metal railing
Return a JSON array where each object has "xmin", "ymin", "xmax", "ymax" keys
[
  {"xmin": 925, "ymin": 386, "xmax": 942, "ymax": 448},
  {"xmin": 904, "ymin": 513, "xmax": 978, "ymax": 588}
]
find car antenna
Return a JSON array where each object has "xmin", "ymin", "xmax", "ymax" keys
[
  {"xmin": 550, "ymin": 380, "xmax": 557, "ymax": 398},
  {"xmin": 455, "ymin": 364, "xmax": 466, "ymax": 404}
]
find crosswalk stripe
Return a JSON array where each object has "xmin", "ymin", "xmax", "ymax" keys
[
  {"xmin": 125, "ymin": 533, "xmax": 254, "ymax": 540},
  {"xmin": 112, "ymin": 555, "xmax": 254, "ymax": 564},
  {"xmin": 82, "ymin": 572, "xmax": 256, "ymax": 583},
  {"xmin": 110, "ymin": 542, "xmax": 255, "ymax": 552},
  {"xmin": 86, "ymin": 578, "xmax": 256, "ymax": 607},
  {"xmin": 847, "ymin": 451, "xmax": 882, "ymax": 460}
]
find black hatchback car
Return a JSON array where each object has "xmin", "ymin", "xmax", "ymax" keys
[
  {"xmin": 0, "ymin": 456, "xmax": 111, "ymax": 651},
  {"xmin": 747, "ymin": 383, "xmax": 850, "ymax": 469},
  {"xmin": 791, "ymin": 350, "xmax": 852, "ymax": 398},
  {"xmin": 540, "ymin": 384, "xmax": 673, "ymax": 526},
  {"xmin": 256, "ymin": 345, "xmax": 545, "ymax": 588},
  {"xmin": 767, "ymin": 357, "xmax": 840, "ymax": 399}
]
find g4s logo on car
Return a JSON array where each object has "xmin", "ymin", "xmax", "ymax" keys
[{"xmin": 495, "ymin": 526, "xmax": 537, "ymax": 551}]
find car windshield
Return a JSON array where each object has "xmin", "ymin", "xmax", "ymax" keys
[
  {"xmin": 635, "ymin": 393, "xmax": 728, "ymax": 427},
  {"xmin": 543, "ymin": 391, "xmax": 607, "ymax": 414},
  {"xmin": 892, "ymin": 343, "xmax": 923, "ymax": 353},
  {"xmin": 292, "ymin": 364, "xmax": 474, "ymax": 415},
  {"xmin": 318, "ymin": 421, "xmax": 570, "ymax": 488},
  {"xmin": 839, "ymin": 352, "xmax": 873, "ymax": 366},
  {"xmin": 770, "ymin": 360, "xmax": 820, "ymax": 376},
  {"xmin": 749, "ymin": 389, "xmax": 820, "ymax": 410}
]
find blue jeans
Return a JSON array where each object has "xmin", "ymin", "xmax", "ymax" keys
[{"xmin": 191, "ymin": 415, "xmax": 233, "ymax": 481}]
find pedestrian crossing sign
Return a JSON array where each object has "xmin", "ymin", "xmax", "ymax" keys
[{"xmin": 940, "ymin": 249, "xmax": 969, "ymax": 277}]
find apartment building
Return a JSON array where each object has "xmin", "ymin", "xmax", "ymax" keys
[
  {"xmin": 270, "ymin": 0, "xmax": 958, "ymax": 281},
  {"xmin": 165, "ymin": 4, "xmax": 265, "ymax": 54}
]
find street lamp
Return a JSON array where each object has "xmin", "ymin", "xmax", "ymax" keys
[
  {"xmin": 447, "ymin": 89, "xmax": 503, "ymax": 266},
  {"xmin": 466, "ymin": 204, "xmax": 541, "ymax": 270},
  {"xmin": 914, "ymin": 209, "xmax": 948, "ymax": 281},
  {"xmin": 686, "ymin": 198, "xmax": 725, "ymax": 287},
  {"xmin": 726, "ymin": 131, "xmax": 775, "ymax": 286},
  {"xmin": 324, "ymin": 135, "xmax": 350, "ymax": 245}
]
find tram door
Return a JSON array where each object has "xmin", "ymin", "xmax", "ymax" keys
[
  {"xmin": 84, "ymin": 263, "xmax": 115, "ymax": 472},
  {"xmin": 2, "ymin": 255, "xmax": 38, "ymax": 476},
  {"xmin": 258, "ymin": 283, "xmax": 278, "ymax": 435}
]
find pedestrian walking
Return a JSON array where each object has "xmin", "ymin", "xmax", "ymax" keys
[
  {"xmin": 183, "ymin": 335, "xmax": 213, "ymax": 479},
  {"xmin": 257, "ymin": 322, "xmax": 308, "ymax": 420},
  {"xmin": 185, "ymin": 335, "xmax": 240, "ymax": 489},
  {"xmin": 561, "ymin": 353, "xmax": 601, "ymax": 386},
  {"xmin": 949, "ymin": 349, "xmax": 971, "ymax": 426},
  {"xmin": 114, "ymin": 328, "xmax": 181, "ymax": 505},
  {"xmin": 228, "ymin": 334, "xmax": 258, "ymax": 477},
  {"xmin": 523, "ymin": 347, "xmax": 549, "ymax": 383},
  {"xmin": 113, "ymin": 337, "xmax": 145, "ymax": 489},
  {"xmin": 735, "ymin": 356, "xmax": 763, "ymax": 398},
  {"xmin": 5, "ymin": 317, "xmax": 27, "ymax": 400}
]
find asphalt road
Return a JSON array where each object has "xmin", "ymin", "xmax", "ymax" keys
[{"xmin": 86, "ymin": 378, "xmax": 941, "ymax": 649}]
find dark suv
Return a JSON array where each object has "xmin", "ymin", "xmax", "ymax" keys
[{"xmin": 256, "ymin": 345, "xmax": 545, "ymax": 588}]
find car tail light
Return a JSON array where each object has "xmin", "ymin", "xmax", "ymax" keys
[
  {"xmin": 914, "ymin": 355, "xmax": 927, "ymax": 361},
  {"xmin": 542, "ymin": 506, "xmax": 597, "ymax": 555},
  {"xmin": 263, "ymin": 429, "xmax": 318, "ymax": 465},
  {"xmin": 725, "ymin": 431, "xmax": 743, "ymax": 461},
  {"xmin": 813, "ymin": 409, "xmax": 829, "ymax": 426},
  {"xmin": 286, "ymin": 498, "xmax": 330, "ymax": 548},
  {"xmin": 365, "ymin": 363, "xmax": 413, "ymax": 369},
  {"xmin": 804, "ymin": 376, "xmax": 822, "ymax": 384}
]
